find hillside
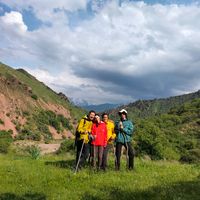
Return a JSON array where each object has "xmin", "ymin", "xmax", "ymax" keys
[
  {"xmin": 109, "ymin": 90, "xmax": 200, "ymax": 119},
  {"xmin": 106, "ymin": 91, "xmax": 200, "ymax": 163},
  {"xmin": 0, "ymin": 62, "xmax": 84, "ymax": 142},
  {"xmin": 131, "ymin": 98, "xmax": 200, "ymax": 163}
]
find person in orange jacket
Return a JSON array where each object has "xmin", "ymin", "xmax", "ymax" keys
[
  {"xmin": 91, "ymin": 114, "xmax": 107, "ymax": 170},
  {"xmin": 101, "ymin": 113, "xmax": 116, "ymax": 170}
]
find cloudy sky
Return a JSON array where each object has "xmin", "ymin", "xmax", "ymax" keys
[{"xmin": 0, "ymin": 0, "xmax": 200, "ymax": 104}]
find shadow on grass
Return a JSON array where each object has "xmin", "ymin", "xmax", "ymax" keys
[
  {"xmin": 45, "ymin": 159, "xmax": 75, "ymax": 169},
  {"xmin": 81, "ymin": 178, "xmax": 200, "ymax": 200},
  {"xmin": 0, "ymin": 193, "xmax": 46, "ymax": 200}
]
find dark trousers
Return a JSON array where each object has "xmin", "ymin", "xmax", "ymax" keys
[
  {"xmin": 92, "ymin": 145, "xmax": 104, "ymax": 170},
  {"xmin": 115, "ymin": 142, "xmax": 135, "ymax": 170},
  {"xmin": 88, "ymin": 143, "xmax": 94, "ymax": 165},
  {"xmin": 76, "ymin": 139, "xmax": 89, "ymax": 168},
  {"xmin": 102, "ymin": 144, "xmax": 113, "ymax": 170}
]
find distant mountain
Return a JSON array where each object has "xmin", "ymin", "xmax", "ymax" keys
[
  {"xmin": 82, "ymin": 103, "xmax": 120, "ymax": 112},
  {"xmin": 70, "ymin": 98, "xmax": 89, "ymax": 107},
  {"xmin": 71, "ymin": 97, "xmax": 120, "ymax": 112},
  {"xmin": 0, "ymin": 62, "xmax": 85, "ymax": 141}
]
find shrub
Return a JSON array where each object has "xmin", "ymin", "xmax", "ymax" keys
[
  {"xmin": 196, "ymin": 119, "xmax": 200, "ymax": 125},
  {"xmin": 135, "ymin": 121, "xmax": 167, "ymax": 160},
  {"xmin": 182, "ymin": 139, "xmax": 197, "ymax": 150},
  {"xmin": 0, "ymin": 118, "xmax": 4, "ymax": 125},
  {"xmin": 26, "ymin": 145, "xmax": 41, "ymax": 159},
  {"xmin": 0, "ymin": 130, "xmax": 13, "ymax": 153},
  {"xmin": 180, "ymin": 149, "xmax": 200, "ymax": 164},
  {"xmin": 36, "ymin": 111, "xmax": 73, "ymax": 133},
  {"xmin": 0, "ymin": 139, "xmax": 11, "ymax": 153},
  {"xmin": 15, "ymin": 123, "xmax": 21, "ymax": 131},
  {"xmin": 18, "ymin": 129, "xmax": 41, "ymax": 141},
  {"xmin": 57, "ymin": 115, "xmax": 72, "ymax": 130},
  {"xmin": 31, "ymin": 94, "xmax": 38, "ymax": 100},
  {"xmin": 23, "ymin": 111, "xmax": 30, "ymax": 116},
  {"xmin": 57, "ymin": 139, "xmax": 74, "ymax": 154},
  {"xmin": 49, "ymin": 118, "xmax": 60, "ymax": 131}
]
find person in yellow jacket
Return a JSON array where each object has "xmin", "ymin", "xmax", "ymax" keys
[
  {"xmin": 101, "ymin": 112, "xmax": 116, "ymax": 170},
  {"xmin": 75, "ymin": 110, "xmax": 95, "ymax": 169}
]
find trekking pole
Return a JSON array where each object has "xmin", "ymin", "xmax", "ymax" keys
[
  {"xmin": 112, "ymin": 143, "xmax": 117, "ymax": 168},
  {"xmin": 122, "ymin": 132, "xmax": 129, "ymax": 169},
  {"xmin": 74, "ymin": 139, "xmax": 84, "ymax": 174}
]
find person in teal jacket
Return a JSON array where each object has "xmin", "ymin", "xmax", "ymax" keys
[{"xmin": 115, "ymin": 109, "xmax": 135, "ymax": 170}]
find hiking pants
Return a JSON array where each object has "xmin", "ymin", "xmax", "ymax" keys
[
  {"xmin": 115, "ymin": 142, "xmax": 135, "ymax": 170},
  {"xmin": 92, "ymin": 145, "xmax": 104, "ymax": 170},
  {"xmin": 101, "ymin": 144, "xmax": 113, "ymax": 170},
  {"xmin": 76, "ymin": 139, "xmax": 89, "ymax": 168}
]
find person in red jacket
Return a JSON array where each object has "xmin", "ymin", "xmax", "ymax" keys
[{"xmin": 91, "ymin": 114, "xmax": 107, "ymax": 170}]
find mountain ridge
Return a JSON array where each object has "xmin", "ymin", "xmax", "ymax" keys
[
  {"xmin": 109, "ymin": 89, "xmax": 200, "ymax": 119},
  {"xmin": 0, "ymin": 62, "xmax": 85, "ymax": 141}
]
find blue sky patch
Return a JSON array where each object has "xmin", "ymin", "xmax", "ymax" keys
[
  {"xmin": 22, "ymin": 8, "xmax": 43, "ymax": 31},
  {"xmin": 0, "ymin": 2, "xmax": 11, "ymax": 16}
]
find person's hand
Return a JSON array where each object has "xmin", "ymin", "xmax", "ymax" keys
[
  {"xmin": 108, "ymin": 138, "xmax": 113, "ymax": 143},
  {"xmin": 119, "ymin": 121, "xmax": 123, "ymax": 129},
  {"xmin": 88, "ymin": 134, "xmax": 94, "ymax": 141}
]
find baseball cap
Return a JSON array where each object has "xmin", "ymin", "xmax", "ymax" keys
[{"xmin": 118, "ymin": 109, "xmax": 128, "ymax": 114}]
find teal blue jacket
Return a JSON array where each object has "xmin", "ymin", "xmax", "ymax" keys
[{"xmin": 115, "ymin": 119, "xmax": 134, "ymax": 143}]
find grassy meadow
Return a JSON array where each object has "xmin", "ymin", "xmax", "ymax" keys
[{"xmin": 0, "ymin": 153, "xmax": 199, "ymax": 200}]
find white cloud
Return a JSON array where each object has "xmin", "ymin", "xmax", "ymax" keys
[
  {"xmin": 0, "ymin": 1, "xmax": 200, "ymax": 103},
  {"xmin": 25, "ymin": 67, "xmax": 133, "ymax": 104},
  {"xmin": 0, "ymin": 11, "xmax": 27, "ymax": 32}
]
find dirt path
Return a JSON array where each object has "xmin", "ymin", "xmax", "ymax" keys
[
  {"xmin": 14, "ymin": 141, "xmax": 61, "ymax": 155},
  {"xmin": 38, "ymin": 143, "xmax": 60, "ymax": 155}
]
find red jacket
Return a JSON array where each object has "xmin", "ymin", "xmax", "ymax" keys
[{"xmin": 91, "ymin": 121, "xmax": 107, "ymax": 146}]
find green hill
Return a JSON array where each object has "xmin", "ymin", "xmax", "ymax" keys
[
  {"xmin": 0, "ymin": 62, "xmax": 85, "ymax": 144},
  {"xmin": 131, "ymin": 98, "xmax": 200, "ymax": 163},
  {"xmin": 110, "ymin": 90, "xmax": 200, "ymax": 119},
  {"xmin": 107, "ymin": 90, "xmax": 200, "ymax": 163}
]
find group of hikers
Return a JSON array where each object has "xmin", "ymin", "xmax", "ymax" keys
[{"xmin": 74, "ymin": 109, "xmax": 135, "ymax": 172}]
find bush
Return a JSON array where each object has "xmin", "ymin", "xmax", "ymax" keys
[
  {"xmin": 23, "ymin": 111, "xmax": 30, "ymax": 116},
  {"xmin": 0, "ymin": 139, "xmax": 11, "ymax": 153},
  {"xmin": 0, "ymin": 118, "xmax": 4, "ymax": 125},
  {"xmin": 180, "ymin": 149, "xmax": 200, "ymax": 164},
  {"xmin": 35, "ymin": 110, "xmax": 73, "ymax": 133},
  {"xmin": 18, "ymin": 129, "xmax": 41, "ymax": 141},
  {"xmin": 26, "ymin": 145, "xmax": 41, "ymax": 159},
  {"xmin": 31, "ymin": 94, "xmax": 38, "ymax": 100},
  {"xmin": 0, "ymin": 130, "xmax": 13, "ymax": 153},
  {"xmin": 57, "ymin": 139, "xmax": 74, "ymax": 154},
  {"xmin": 135, "ymin": 121, "xmax": 167, "ymax": 160},
  {"xmin": 182, "ymin": 139, "xmax": 197, "ymax": 150},
  {"xmin": 15, "ymin": 123, "xmax": 21, "ymax": 131}
]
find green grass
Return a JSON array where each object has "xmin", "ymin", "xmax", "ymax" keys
[{"xmin": 0, "ymin": 153, "xmax": 199, "ymax": 200}]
